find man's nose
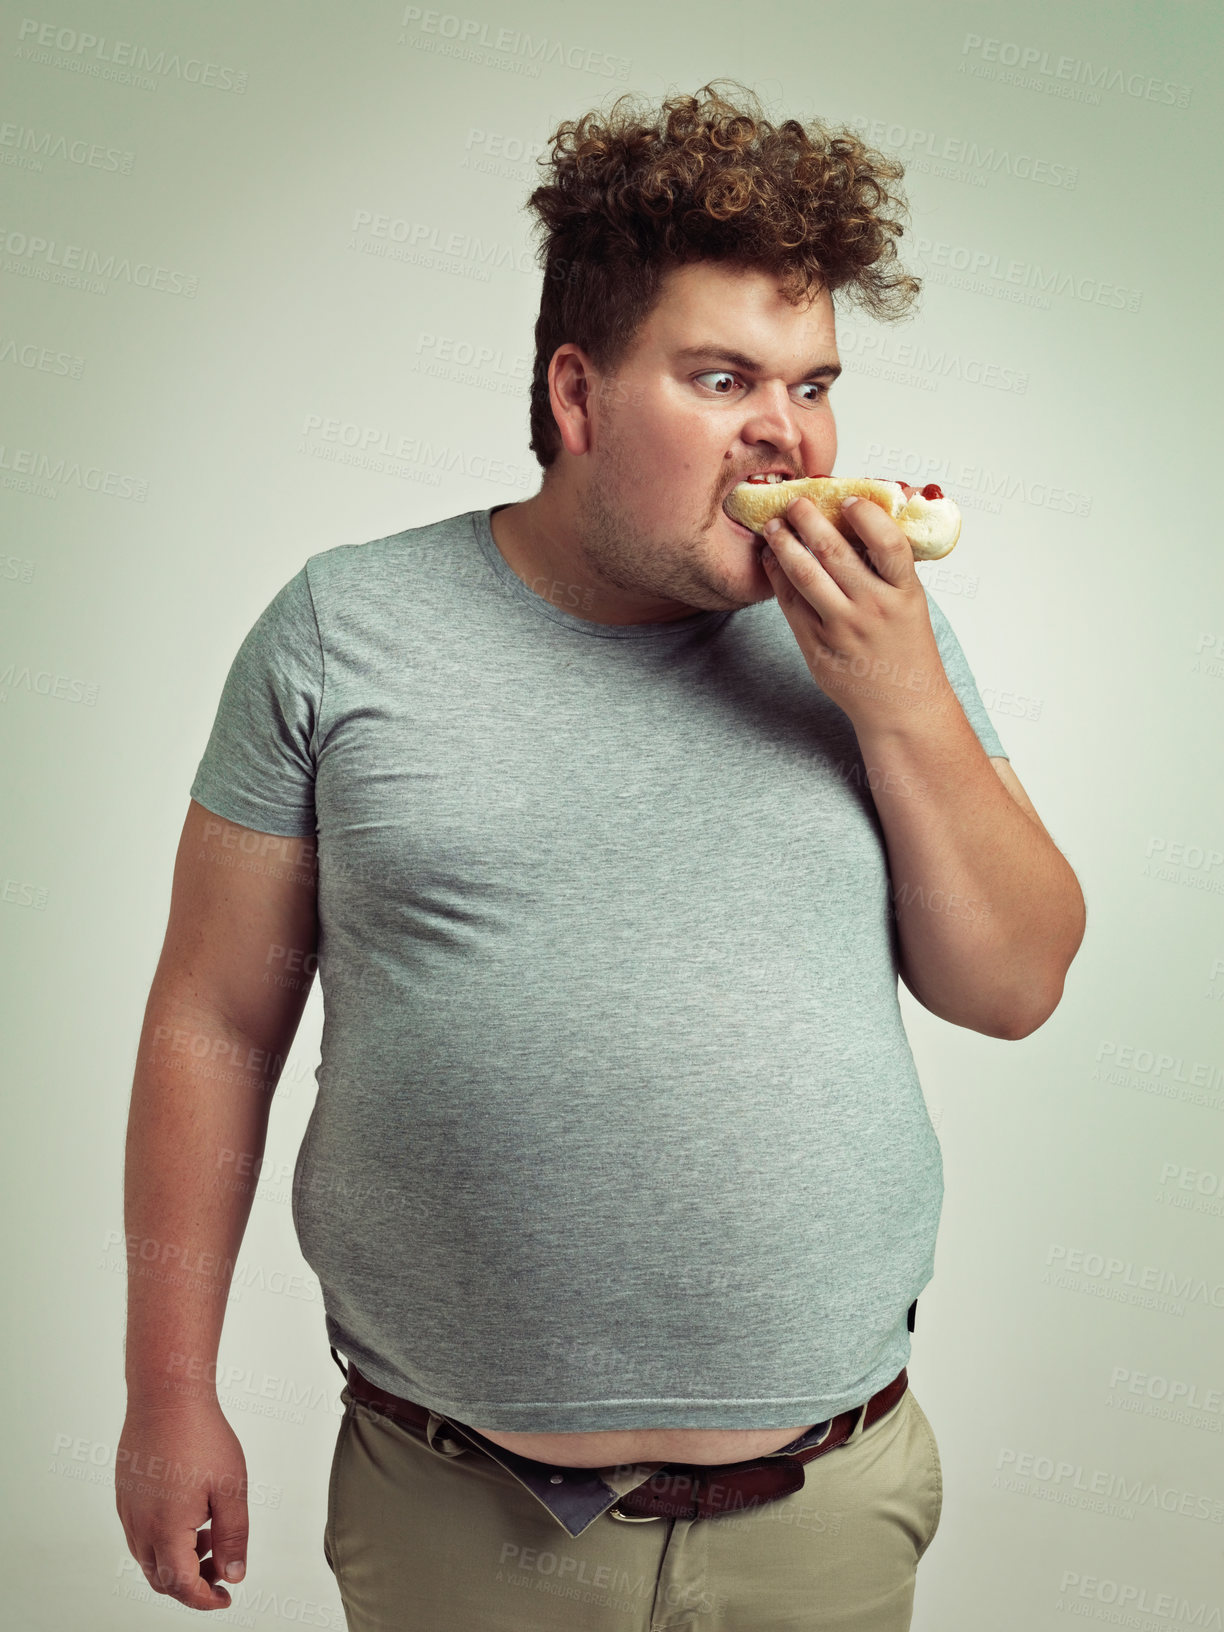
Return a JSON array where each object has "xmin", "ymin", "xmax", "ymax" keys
[{"xmin": 739, "ymin": 385, "xmax": 803, "ymax": 459}]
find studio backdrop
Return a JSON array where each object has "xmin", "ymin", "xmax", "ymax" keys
[{"xmin": 2, "ymin": 1, "xmax": 1220, "ymax": 1628}]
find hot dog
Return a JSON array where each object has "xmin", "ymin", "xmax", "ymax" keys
[{"xmin": 724, "ymin": 473, "xmax": 961, "ymax": 560}]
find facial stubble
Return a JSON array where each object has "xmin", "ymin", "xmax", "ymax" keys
[{"xmin": 573, "ymin": 427, "xmax": 765, "ymax": 616}]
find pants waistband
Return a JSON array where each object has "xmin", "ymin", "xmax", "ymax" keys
[{"xmin": 334, "ymin": 1349, "xmax": 909, "ymax": 1524}]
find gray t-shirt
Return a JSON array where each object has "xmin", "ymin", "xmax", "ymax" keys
[{"xmin": 190, "ymin": 504, "xmax": 1007, "ymax": 1432}]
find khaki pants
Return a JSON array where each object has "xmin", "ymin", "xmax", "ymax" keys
[{"xmin": 323, "ymin": 1382, "xmax": 943, "ymax": 1630}]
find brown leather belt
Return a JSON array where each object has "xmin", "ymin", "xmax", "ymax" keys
[{"xmin": 342, "ymin": 1361, "xmax": 908, "ymax": 1523}]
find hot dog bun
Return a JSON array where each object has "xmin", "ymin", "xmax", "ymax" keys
[{"xmin": 724, "ymin": 476, "xmax": 961, "ymax": 560}]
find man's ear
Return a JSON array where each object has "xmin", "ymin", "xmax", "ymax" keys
[{"xmin": 548, "ymin": 345, "xmax": 596, "ymax": 458}]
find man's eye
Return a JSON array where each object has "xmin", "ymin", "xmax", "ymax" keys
[
  {"xmin": 695, "ymin": 370, "xmax": 738, "ymax": 394},
  {"xmin": 694, "ymin": 372, "xmax": 830, "ymax": 403}
]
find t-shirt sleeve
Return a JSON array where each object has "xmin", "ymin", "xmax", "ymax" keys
[
  {"xmin": 188, "ymin": 564, "xmax": 322, "ymax": 836},
  {"xmin": 922, "ymin": 585, "xmax": 1008, "ymax": 761}
]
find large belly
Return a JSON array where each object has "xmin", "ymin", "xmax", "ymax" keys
[{"xmin": 470, "ymin": 1423, "xmax": 816, "ymax": 1469}]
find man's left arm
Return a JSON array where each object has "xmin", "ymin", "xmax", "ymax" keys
[{"xmin": 759, "ymin": 494, "xmax": 1086, "ymax": 1041}]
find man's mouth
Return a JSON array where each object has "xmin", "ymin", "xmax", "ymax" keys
[
  {"xmin": 724, "ymin": 509, "xmax": 758, "ymax": 542},
  {"xmin": 721, "ymin": 470, "xmax": 804, "ymax": 531}
]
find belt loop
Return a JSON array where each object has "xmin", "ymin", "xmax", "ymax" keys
[
  {"xmin": 844, "ymin": 1398, "xmax": 871, "ymax": 1444},
  {"xmin": 330, "ymin": 1344, "xmax": 350, "ymax": 1383}
]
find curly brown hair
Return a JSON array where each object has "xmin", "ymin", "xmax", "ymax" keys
[{"xmin": 523, "ymin": 79, "xmax": 922, "ymax": 471}]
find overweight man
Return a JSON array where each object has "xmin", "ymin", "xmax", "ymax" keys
[{"xmin": 117, "ymin": 80, "xmax": 1085, "ymax": 1631}]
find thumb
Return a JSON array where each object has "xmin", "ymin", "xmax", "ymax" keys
[{"xmin": 207, "ymin": 1490, "xmax": 249, "ymax": 1589}]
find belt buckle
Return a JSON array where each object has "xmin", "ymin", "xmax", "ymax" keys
[{"xmin": 607, "ymin": 1501, "xmax": 664, "ymax": 1523}]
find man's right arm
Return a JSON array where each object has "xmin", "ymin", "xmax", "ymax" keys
[{"xmin": 116, "ymin": 799, "xmax": 318, "ymax": 1612}]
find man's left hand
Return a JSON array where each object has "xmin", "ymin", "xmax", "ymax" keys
[{"xmin": 760, "ymin": 494, "xmax": 955, "ymax": 736}]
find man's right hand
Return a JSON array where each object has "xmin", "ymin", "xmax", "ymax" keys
[{"xmin": 115, "ymin": 1399, "xmax": 250, "ymax": 1612}]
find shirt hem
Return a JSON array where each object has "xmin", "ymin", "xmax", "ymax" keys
[
  {"xmin": 188, "ymin": 784, "xmax": 316, "ymax": 837},
  {"xmin": 345, "ymin": 1349, "xmax": 911, "ymax": 1434}
]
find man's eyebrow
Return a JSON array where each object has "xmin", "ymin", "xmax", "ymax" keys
[{"xmin": 675, "ymin": 344, "xmax": 842, "ymax": 381}]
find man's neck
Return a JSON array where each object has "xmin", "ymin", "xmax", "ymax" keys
[
  {"xmin": 489, "ymin": 485, "xmax": 706, "ymax": 627},
  {"xmin": 488, "ymin": 487, "xmax": 578, "ymax": 612}
]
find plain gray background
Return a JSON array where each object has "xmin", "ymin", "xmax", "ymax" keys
[{"xmin": 2, "ymin": 1, "xmax": 1221, "ymax": 1626}]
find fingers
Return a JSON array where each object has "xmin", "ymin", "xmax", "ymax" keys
[
  {"xmin": 837, "ymin": 496, "xmax": 918, "ymax": 587},
  {"xmin": 205, "ymin": 1492, "xmax": 249, "ymax": 1591},
  {"xmin": 776, "ymin": 495, "xmax": 848, "ymax": 551},
  {"xmin": 144, "ymin": 1536, "xmax": 234, "ymax": 1611},
  {"xmin": 763, "ymin": 507, "xmax": 853, "ymax": 609},
  {"xmin": 778, "ymin": 494, "xmax": 913, "ymax": 591},
  {"xmin": 140, "ymin": 1512, "xmax": 248, "ymax": 1610}
]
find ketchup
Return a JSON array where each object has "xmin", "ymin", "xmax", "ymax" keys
[
  {"xmin": 746, "ymin": 474, "xmax": 945, "ymax": 499},
  {"xmin": 872, "ymin": 478, "xmax": 945, "ymax": 500}
]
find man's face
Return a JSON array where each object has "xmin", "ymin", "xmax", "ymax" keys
[{"xmin": 571, "ymin": 259, "xmax": 841, "ymax": 616}]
